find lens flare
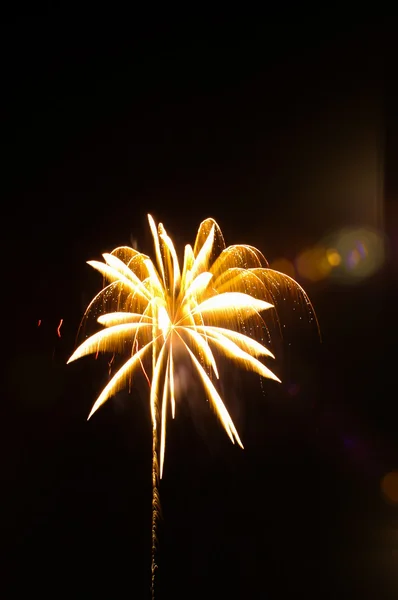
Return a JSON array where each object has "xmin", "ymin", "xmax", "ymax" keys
[{"xmin": 68, "ymin": 214, "xmax": 318, "ymax": 596}]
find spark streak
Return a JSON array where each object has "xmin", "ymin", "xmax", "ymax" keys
[{"xmin": 57, "ymin": 318, "xmax": 63, "ymax": 337}]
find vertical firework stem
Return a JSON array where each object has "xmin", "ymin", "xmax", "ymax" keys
[
  {"xmin": 151, "ymin": 312, "xmax": 159, "ymax": 599},
  {"xmin": 151, "ymin": 423, "xmax": 160, "ymax": 599}
]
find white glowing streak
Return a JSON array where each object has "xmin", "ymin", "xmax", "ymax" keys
[
  {"xmin": 179, "ymin": 326, "xmax": 219, "ymax": 378},
  {"xmin": 193, "ymin": 292, "xmax": 273, "ymax": 317},
  {"xmin": 150, "ymin": 343, "xmax": 167, "ymax": 429},
  {"xmin": 148, "ymin": 214, "xmax": 166, "ymax": 285},
  {"xmin": 169, "ymin": 342, "xmax": 175, "ymax": 419},
  {"xmin": 190, "ymin": 225, "xmax": 215, "ymax": 280},
  {"xmin": 160, "ymin": 361, "xmax": 169, "ymax": 479},
  {"xmin": 102, "ymin": 253, "xmax": 151, "ymax": 300},
  {"xmin": 181, "ymin": 272, "xmax": 213, "ymax": 305},
  {"xmin": 191, "ymin": 325, "xmax": 275, "ymax": 358},
  {"xmin": 181, "ymin": 337, "xmax": 243, "ymax": 448},
  {"xmin": 204, "ymin": 331, "xmax": 281, "ymax": 382},
  {"xmin": 144, "ymin": 259, "xmax": 165, "ymax": 298},
  {"xmin": 181, "ymin": 244, "xmax": 195, "ymax": 287},
  {"xmin": 87, "ymin": 260, "xmax": 149, "ymax": 303},
  {"xmin": 160, "ymin": 232, "xmax": 181, "ymax": 292},
  {"xmin": 158, "ymin": 305, "xmax": 171, "ymax": 339},
  {"xmin": 98, "ymin": 312, "xmax": 152, "ymax": 326},
  {"xmin": 67, "ymin": 323, "xmax": 151, "ymax": 362},
  {"xmin": 87, "ymin": 339, "xmax": 156, "ymax": 419}
]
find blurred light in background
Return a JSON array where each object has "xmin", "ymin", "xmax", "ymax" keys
[
  {"xmin": 292, "ymin": 226, "xmax": 386, "ymax": 285},
  {"xmin": 381, "ymin": 471, "xmax": 398, "ymax": 506},
  {"xmin": 295, "ymin": 246, "xmax": 332, "ymax": 282},
  {"xmin": 326, "ymin": 248, "xmax": 341, "ymax": 267},
  {"xmin": 327, "ymin": 226, "xmax": 386, "ymax": 283},
  {"xmin": 269, "ymin": 257, "xmax": 296, "ymax": 279}
]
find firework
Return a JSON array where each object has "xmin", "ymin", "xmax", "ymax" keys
[{"xmin": 67, "ymin": 215, "xmax": 317, "ymax": 596}]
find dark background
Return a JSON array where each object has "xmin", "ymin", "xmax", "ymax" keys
[{"xmin": 2, "ymin": 13, "xmax": 397, "ymax": 599}]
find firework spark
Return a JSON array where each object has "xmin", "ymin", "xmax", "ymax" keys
[
  {"xmin": 67, "ymin": 215, "xmax": 317, "ymax": 596},
  {"xmin": 57, "ymin": 318, "xmax": 63, "ymax": 337}
]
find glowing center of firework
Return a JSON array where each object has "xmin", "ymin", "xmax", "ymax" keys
[{"xmin": 158, "ymin": 305, "xmax": 172, "ymax": 340}]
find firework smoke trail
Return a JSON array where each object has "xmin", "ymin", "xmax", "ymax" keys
[
  {"xmin": 67, "ymin": 214, "xmax": 319, "ymax": 596},
  {"xmin": 151, "ymin": 423, "xmax": 160, "ymax": 598},
  {"xmin": 151, "ymin": 311, "xmax": 159, "ymax": 599}
]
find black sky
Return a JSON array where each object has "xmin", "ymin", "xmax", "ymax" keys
[{"xmin": 2, "ymin": 15, "xmax": 397, "ymax": 600}]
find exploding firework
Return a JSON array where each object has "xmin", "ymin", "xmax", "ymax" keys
[{"xmin": 67, "ymin": 215, "xmax": 317, "ymax": 596}]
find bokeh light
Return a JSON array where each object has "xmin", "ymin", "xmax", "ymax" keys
[
  {"xmin": 381, "ymin": 471, "xmax": 398, "ymax": 506},
  {"xmin": 325, "ymin": 226, "xmax": 385, "ymax": 283},
  {"xmin": 326, "ymin": 248, "xmax": 342, "ymax": 267},
  {"xmin": 269, "ymin": 257, "xmax": 296, "ymax": 279},
  {"xmin": 294, "ymin": 226, "xmax": 385, "ymax": 285},
  {"xmin": 295, "ymin": 246, "xmax": 331, "ymax": 282}
]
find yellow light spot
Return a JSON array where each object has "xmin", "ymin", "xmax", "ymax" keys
[{"xmin": 326, "ymin": 248, "xmax": 341, "ymax": 267}]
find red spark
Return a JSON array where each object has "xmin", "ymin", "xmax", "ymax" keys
[
  {"xmin": 38, "ymin": 319, "xmax": 41, "ymax": 326},
  {"xmin": 135, "ymin": 339, "xmax": 151, "ymax": 388},
  {"xmin": 57, "ymin": 319, "xmax": 63, "ymax": 337}
]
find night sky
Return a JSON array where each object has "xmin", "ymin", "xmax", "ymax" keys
[{"xmin": 2, "ymin": 14, "xmax": 397, "ymax": 599}]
